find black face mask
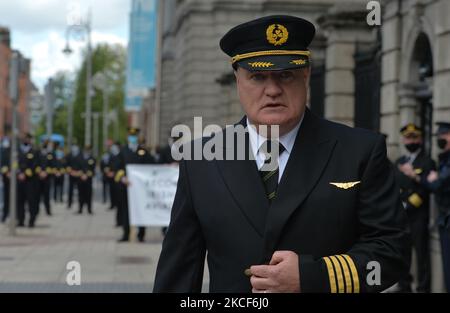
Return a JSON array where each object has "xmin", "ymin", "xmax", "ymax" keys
[
  {"xmin": 405, "ymin": 143, "xmax": 421, "ymax": 153},
  {"xmin": 438, "ymin": 138, "xmax": 448, "ymax": 150}
]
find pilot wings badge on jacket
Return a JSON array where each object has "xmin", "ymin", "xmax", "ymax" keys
[{"xmin": 329, "ymin": 181, "xmax": 361, "ymax": 190}]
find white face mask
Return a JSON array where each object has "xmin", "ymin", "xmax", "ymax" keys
[
  {"xmin": 21, "ymin": 143, "xmax": 31, "ymax": 153},
  {"xmin": 110, "ymin": 145, "xmax": 120, "ymax": 156},
  {"xmin": 71, "ymin": 146, "xmax": 80, "ymax": 155},
  {"xmin": 128, "ymin": 142, "xmax": 138, "ymax": 152}
]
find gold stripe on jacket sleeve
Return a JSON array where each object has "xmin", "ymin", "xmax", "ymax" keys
[
  {"xmin": 336, "ymin": 254, "xmax": 352, "ymax": 293},
  {"xmin": 342, "ymin": 254, "xmax": 360, "ymax": 293},
  {"xmin": 329, "ymin": 256, "xmax": 345, "ymax": 293}
]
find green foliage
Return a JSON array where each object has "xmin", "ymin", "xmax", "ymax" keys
[{"xmin": 73, "ymin": 43, "xmax": 128, "ymax": 150}]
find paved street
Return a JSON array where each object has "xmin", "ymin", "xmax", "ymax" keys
[{"xmin": 0, "ymin": 182, "xmax": 170, "ymax": 293}]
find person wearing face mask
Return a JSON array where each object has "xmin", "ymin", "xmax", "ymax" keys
[
  {"xmin": 395, "ymin": 123, "xmax": 435, "ymax": 293},
  {"xmin": 66, "ymin": 142, "xmax": 81, "ymax": 210},
  {"xmin": 1, "ymin": 136, "xmax": 11, "ymax": 223},
  {"xmin": 76, "ymin": 144, "xmax": 96, "ymax": 215},
  {"xmin": 100, "ymin": 140, "xmax": 113, "ymax": 207},
  {"xmin": 115, "ymin": 127, "xmax": 148, "ymax": 242},
  {"xmin": 53, "ymin": 141, "xmax": 66, "ymax": 203},
  {"xmin": 419, "ymin": 122, "xmax": 450, "ymax": 292},
  {"xmin": 37, "ymin": 140, "xmax": 55, "ymax": 216},
  {"xmin": 17, "ymin": 133, "xmax": 40, "ymax": 228},
  {"xmin": 107, "ymin": 141, "xmax": 122, "ymax": 226}
]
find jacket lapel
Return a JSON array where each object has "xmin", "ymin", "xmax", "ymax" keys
[
  {"xmin": 214, "ymin": 118, "xmax": 269, "ymax": 237},
  {"xmin": 261, "ymin": 110, "xmax": 337, "ymax": 262}
]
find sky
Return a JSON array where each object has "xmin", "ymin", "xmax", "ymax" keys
[{"xmin": 0, "ymin": 0, "xmax": 130, "ymax": 92}]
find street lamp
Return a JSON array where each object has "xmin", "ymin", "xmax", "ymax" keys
[
  {"xmin": 63, "ymin": 11, "xmax": 93, "ymax": 147},
  {"xmin": 92, "ymin": 71, "xmax": 111, "ymax": 151}
]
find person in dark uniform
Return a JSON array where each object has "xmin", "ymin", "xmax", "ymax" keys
[
  {"xmin": 17, "ymin": 133, "xmax": 39, "ymax": 228},
  {"xmin": 37, "ymin": 140, "xmax": 54, "ymax": 216},
  {"xmin": 115, "ymin": 128, "xmax": 151, "ymax": 242},
  {"xmin": 395, "ymin": 124, "xmax": 435, "ymax": 293},
  {"xmin": 76, "ymin": 145, "xmax": 96, "ymax": 215},
  {"xmin": 66, "ymin": 143, "xmax": 81, "ymax": 209},
  {"xmin": 1, "ymin": 136, "xmax": 11, "ymax": 222},
  {"xmin": 420, "ymin": 122, "xmax": 450, "ymax": 292},
  {"xmin": 153, "ymin": 15, "xmax": 409, "ymax": 293},
  {"xmin": 53, "ymin": 141, "xmax": 66, "ymax": 203},
  {"xmin": 107, "ymin": 142, "xmax": 122, "ymax": 225}
]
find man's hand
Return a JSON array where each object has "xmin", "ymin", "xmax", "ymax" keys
[
  {"xmin": 249, "ymin": 251, "xmax": 300, "ymax": 293},
  {"xmin": 427, "ymin": 170, "xmax": 438, "ymax": 183},
  {"xmin": 18, "ymin": 173, "xmax": 25, "ymax": 181},
  {"xmin": 121, "ymin": 176, "xmax": 131, "ymax": 186}
]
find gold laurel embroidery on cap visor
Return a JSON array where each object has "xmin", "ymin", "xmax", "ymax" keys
[
  {"xmin": 231, "ymin": 50, "xmax": 310, "ymax": 64},
  {"xmin": 290, "ymin": 59, "xmax": 307, "ymax": 65},
  {"xmin": 266, "ymin": 24, "xmax": 289, "ymax": 46},
  {"xmin": 248, "ymin": 62, "xmax": 274, "ymax": 68},
  {"xmin": 329, "ymin": 181, "xmax": 361, "ymax": 190}
]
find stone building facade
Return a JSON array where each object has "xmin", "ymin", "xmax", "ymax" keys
[{"xmin": 380, "ymin": 0, "xmax": 450, "ymax": 292}]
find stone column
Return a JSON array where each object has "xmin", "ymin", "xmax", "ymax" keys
[
  {"xmin": 380, "ymin": 0, "xmax": 403, "ymax": 159},
  {"xmin": 318, "ymin": 8, "xmax": 375, "ymax": 127}
]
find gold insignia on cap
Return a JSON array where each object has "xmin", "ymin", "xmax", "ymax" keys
[
  {"xmin": 330, "ymin": 181, "xmax": 361, "ymax": 190},
  {"xmin": 290, "ymin": 59, "xmax": 307, "ymax": 65},
  {"xmin": 248, "ymin": 62, "xmax": 274, "ymax": 68},
  {"xmin": 266, "ymin": 24, "xmax": 289, "ymax": 46}
]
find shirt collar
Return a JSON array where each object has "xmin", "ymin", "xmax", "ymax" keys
[
  {"xmin": 407, "ymin": 149, "xmax": 421, "ymax": 162},
  {"xmin": 247, "ymin": 113, "xmax": 304, "ymax": 156}
]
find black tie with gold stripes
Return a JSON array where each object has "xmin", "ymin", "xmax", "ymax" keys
[{"xmin": 259, "ymin": 140, "xmax": 285, "ymax": 204}]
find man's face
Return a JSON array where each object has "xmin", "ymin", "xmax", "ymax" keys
[{"xmin": 235, "ymin": 67, "xmax": 309, "ymax": 136}]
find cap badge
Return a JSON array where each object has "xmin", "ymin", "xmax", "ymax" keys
[{"xmin": 266, "ymin": 24, "xmax": 289, "ymax": 46}]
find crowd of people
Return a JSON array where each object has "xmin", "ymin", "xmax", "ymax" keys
[
  {"xmin": 395, "ymin": 122, "xmax": 450, "ymax": 292},
  {"xmin": 0, "ymin": 127, "xmax": 174, "ymax": 243}
]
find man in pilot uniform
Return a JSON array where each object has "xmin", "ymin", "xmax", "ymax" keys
[
  {"xmin": 17, "ymin": 133, "xmax": 40, "ymax": 227},
  {"xmin": 154, "ymin": 15, "xmax": 409, "ymax": 293}
]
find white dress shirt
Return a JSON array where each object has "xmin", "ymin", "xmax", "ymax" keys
[{"xmin": 247, "ymin": 115, "xmax": 303, "ymax": 182}]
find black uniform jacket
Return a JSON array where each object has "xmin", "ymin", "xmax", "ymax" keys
[
  {"xmin": 395, "ymin": 150, "xmax": 435, "ymax": 213},
  {"xmin": 153, "ymin": 109, "xmax": 410, "ymax": 293}
]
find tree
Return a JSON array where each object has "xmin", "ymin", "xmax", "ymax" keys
[
  {"xmin": 35, "ymin": 71, "xmax": 74, "ymax": 143},
  {"xmin": 73, "ymin": 43, "xmax": 128, "ymax": 152},
  {"xmin": 36, "ymin": 43, "xmax": 128, "ymax": 154}
]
